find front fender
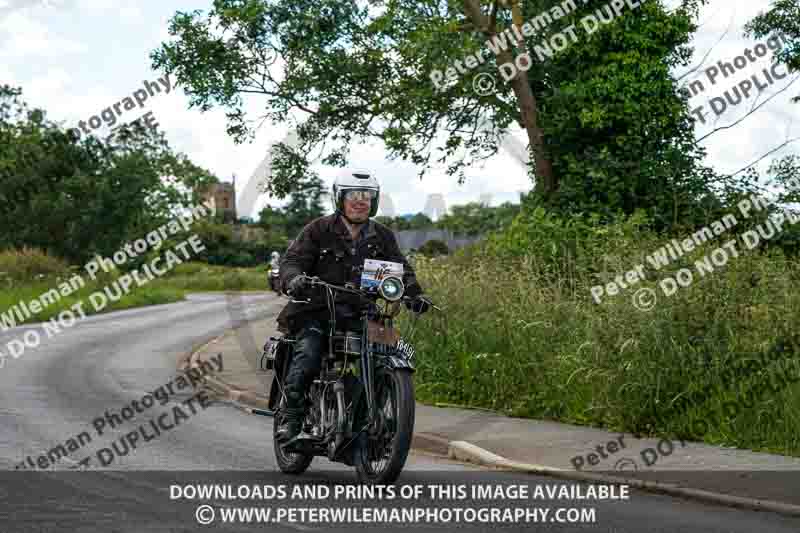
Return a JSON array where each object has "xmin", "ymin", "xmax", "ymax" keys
[
  {"xmin": 384, "ymin": 355, "xmax": 416, "ymax": 372},
  {"xmin": 389, "ymin": 337, "xmax": 417, "ymax": 371},
  {"xmin": 379, "ymin": 338, "xmax": 417, "ymax": 372}
]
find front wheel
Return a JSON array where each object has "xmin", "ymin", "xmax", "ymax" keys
[{"xmin": 354, "ymin": 369, "xmax": 415, "ymax": 484}]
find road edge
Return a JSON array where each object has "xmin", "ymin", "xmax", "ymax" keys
[
  {"xmin": 448, "ymin": 441, "xmax": 800, "ymax": 518},
  {"xmin": 181, "ymin": 324, "xmax": 800, "ymax": 519}
]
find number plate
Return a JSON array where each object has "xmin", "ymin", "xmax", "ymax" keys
[{"xmin": 367, "ymin": 320, "xmax": 399, "ymax": 346}]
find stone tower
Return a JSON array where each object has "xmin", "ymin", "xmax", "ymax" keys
[{"xmin": 201, "ymin": 181, "xmax": 237, "ymax": 222}]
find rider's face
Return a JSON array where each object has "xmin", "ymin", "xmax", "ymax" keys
[{"xmin": 343, "ymin": 195, "xmax": 370, "ymax": 223}]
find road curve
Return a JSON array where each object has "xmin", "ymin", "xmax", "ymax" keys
[{"xmin": 1, "ymin": 293, "xmax": 798, "ymax": 532}]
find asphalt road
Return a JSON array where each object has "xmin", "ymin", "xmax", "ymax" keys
[{"xmin": 1, "ymin": 293, "xmax": 799, "ymax": 532}]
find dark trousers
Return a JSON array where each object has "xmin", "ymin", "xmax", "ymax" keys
[
  {"xmin": 284, "ymin": 320, "xmax": 326, "ymax": 410},
  {"xmin": 284, "ymin": 314, "xmax": 362, "ymax": 410}
]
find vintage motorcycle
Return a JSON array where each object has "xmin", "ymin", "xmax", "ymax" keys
[
  {"xmin": 268, "ymin": 266, "xmax": 281, "ymax": 293},
  {"xmin": 262, "ymin": 273, "xmax": 437, "ymax": 483}
]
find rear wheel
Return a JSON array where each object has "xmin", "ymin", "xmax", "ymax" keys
[
  {"xmin": 273, "ymin": 395, "xmax": 314, "ymax": 474},
  {"xmin": 355, "ymin": 369, "xmax": 415, "ymax": 484}
]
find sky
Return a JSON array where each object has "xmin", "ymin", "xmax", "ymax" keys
[{"xmin": 1, "ymin": 0, "xmax": 798, "ymax": 219}]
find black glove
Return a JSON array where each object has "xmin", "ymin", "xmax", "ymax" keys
[
  {"xmin": 286, "ymin": 275, "xmax": 307, "ymax": 296},
  {"xmin": 406, "ymin": 295, "xmax": 432, "ymax": 314}
]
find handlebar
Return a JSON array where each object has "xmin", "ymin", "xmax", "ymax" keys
[
  {"xmin": 297, "ymin": 275, "xmax": 363, "ymax": 296},
  {"xmin": 290, "ymin": 274, "xmax": 441, "ymax": 311}
]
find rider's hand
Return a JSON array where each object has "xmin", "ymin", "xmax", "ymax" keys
[
  {"xmin": 405, "ymin": 295, "xmax": 432, "ymax": 314},
  {"xmin": 286, "ymin": 275, "xmax": 307, "ymax": 296}
]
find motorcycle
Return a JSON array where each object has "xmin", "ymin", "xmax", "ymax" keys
[
  {"xmin": 268, "ymin": 266, "xmax": 281, "ymax": 293},
  {"xmin": 262, "ymin": 274, "xmax": 437, "ymax": 483}
]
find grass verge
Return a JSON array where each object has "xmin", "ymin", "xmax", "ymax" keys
[
  {"xmin": 401, "ymin": 242, "xmax": 800, "ymax": 457},
  {"xmin": 0, "ymin": 262, "xmax": 268, "ymax": 327}
]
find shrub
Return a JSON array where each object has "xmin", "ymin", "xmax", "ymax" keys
[
  {"xmin": 418, "ymin": 239, "xmax": 450, "ymax": 257},
  {"xmin": 0, "ymin": 247, "xmax": 69, "ymax": 281},
  {"xmin": 403, "ymin": 208, "xmax": 800, "ymax": 457}
]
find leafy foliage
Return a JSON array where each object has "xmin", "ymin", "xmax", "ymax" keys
[
  {"xmin": 746, "ymin": 0, "xmax": 800, "ymax": 103},
  {"xmin": 0, "ymin": 85, "xmax": 217, "ymax": 265},
  {"xmin": 257, "ymin": 172, "xmax": 327, "ymax": 239},
  {"xmin": 150, "ymin": 0, "xmax": 719, "ymax": 228},
  {"xmin": 375, "ymin": 213, "xmax": 434, "ymax": 231},
  {"xmin": 0, "ymin": 247, "xmax": 70, "ymax": 281},
  {"xmin": 418, "ymin": 238, "xmax": 450, "ymax": 256},
  {"xmin": 192, "ymin": 219, "xmax": 287, "ymax": 267},
  {"xmin": 436, "ymin": 201, "xmax": 521, "ymax": 235}
]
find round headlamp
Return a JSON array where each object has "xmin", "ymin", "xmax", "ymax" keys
[{"xmin": 378, "ymin": 276, "xmax": 405, "ymax": 302}]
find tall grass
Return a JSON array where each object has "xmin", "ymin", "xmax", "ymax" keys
[
  {"xmin": 0, "ymin": 247, "xmax": 69, "ymax": 282},
  {"xmin": 403, "ymin": 226, "xmax": 800, "ymax": 457}
]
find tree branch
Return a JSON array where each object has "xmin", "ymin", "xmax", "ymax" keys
[
  {"xmin": 722, "ymin": 136, "xmax": 800, "ymax": 180},
  {"xmin": 697, "ymin": 74, "xmax": 800, "ymax": 142},
  {"xmin": 676, "ymin": 12, "xmax": 734, "ymax": 84}
]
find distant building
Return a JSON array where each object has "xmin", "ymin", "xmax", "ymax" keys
[
  {"xmin": 422, "ymin": 193, "xmax": 447, "ymax": 221},
  {"xmin": 200, "ymin": 182, "xmax": 237, "ymax": 221}
]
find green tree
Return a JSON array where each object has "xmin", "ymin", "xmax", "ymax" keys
[
  {"xmin": 437, "ymin": 201, "xmax": 521, "ymax": 235},
  {"xmin": 192, "ymin": 218, "xmax": 286, "ymax": 266},
  {"xmin": 407, "ymin": 213, "xmax": 434, "ymax": 230},
  {"xmin": 0, "ymin": 85, "xmax": 217, "ymax": 265},
  {"xmin": 151, "ymin": 0, "xmax": 714, "ymax": 228},
  {"xmin": 745, "ymin": 0, "xmax": 800, "ymax": 103},
  {"xmin": 418, "ymin": 238, "xmax": 450, "ymax": 256},
  {"xmin": 257, "ymin": 173, "xmax": 327, "ymax": 238}
]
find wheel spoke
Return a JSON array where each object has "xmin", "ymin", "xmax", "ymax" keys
[{"xmin": 364, "ymin": 373, "xmax": 399, "ymax": 475}]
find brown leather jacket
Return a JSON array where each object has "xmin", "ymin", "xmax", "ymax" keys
[{"xmin": 277, "ymin": 213, "xmax": 423, "ymax": 332}]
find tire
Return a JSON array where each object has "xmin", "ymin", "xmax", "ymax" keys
[
  {"xmin": 273, "ymin": 395, "xmax": 314, "ymax": 475},
  {"xmin": 355, "ymin": 369, "xmax": 415, "ymax": 484}
]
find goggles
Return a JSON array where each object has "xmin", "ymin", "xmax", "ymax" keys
[{"xmin": 343, "ymin": 189, "xmax": 378, "ymax": 202}]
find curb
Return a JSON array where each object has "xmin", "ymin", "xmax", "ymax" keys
[
  {"xmin": 411, "ymin": 432, "xmax": 451, "ymax": 456},
  {"xmin": 179, "ymin": 325, "xmax": 800, "ymax": 517},
  {"xmin": 448, "ymin": 441, "xmax": 800, "ymax": 518},
  {"xmin": 184, "ymin": 334, "xmax": 273, "ymax": 415}
]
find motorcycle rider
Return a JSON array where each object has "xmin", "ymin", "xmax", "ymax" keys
[
  {"xmin": 268, "ymin": 251, "xmax": 281, "ymax": 291},
  {"xmin": 276, "ymin": 168, "xmax": 432, "ymax": 443}
]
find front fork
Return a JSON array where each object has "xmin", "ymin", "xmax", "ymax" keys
[{"xmin": 360, "ymin": 330, "xmax": 377, "ymax": 435}]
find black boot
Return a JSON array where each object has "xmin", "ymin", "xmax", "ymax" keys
[{"xmin": 277, "ymin": 406, "xmax": 305, "ymax": 444}]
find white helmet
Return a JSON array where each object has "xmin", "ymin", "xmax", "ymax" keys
[
  {"xmin": 332, "ymin": 168, "xmax": 380, "ymax": 219},
  {"xmin": 271, "ymin": 251, "xmax": 280, "ymax": 260}
]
